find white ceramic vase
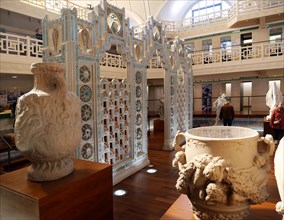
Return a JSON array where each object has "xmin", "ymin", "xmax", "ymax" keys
[
  {"xmin": 275, "ymin": 137, "xmax": 284, "ymax": 218},
  {"xmin": 172, "ymin": 126, "xmax": 275, "ymax": 220},
  {"xmin": 14, "ymin": 63, "xmax": 81, "ymax": 182}
]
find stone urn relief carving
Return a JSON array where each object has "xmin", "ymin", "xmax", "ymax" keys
[
  {"xmin": 14, "ymin": 63, "xmax": 81, "ymax": 182},
  {"xmin": 275, "ymin": 137, "xmax": 284, "ymax": 217},
  {"xmin": 172, "ymin": 126, "xmax": 275, "ymax": 220}
]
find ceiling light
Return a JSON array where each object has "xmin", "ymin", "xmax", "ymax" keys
[
  {"xmin": 12, "ymin": 76, "xmax": 18, "ymax": 79},
  {"xmin": 113, "ymin": 189, "xmax": 127, "ymax": 196}
]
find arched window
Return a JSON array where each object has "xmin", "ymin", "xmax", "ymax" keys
[{"xmin": 185, "ymin": 0, "xmax": 230, "ymax": 23}]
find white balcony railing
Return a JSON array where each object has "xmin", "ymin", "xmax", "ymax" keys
[
  {"xmin": 191, "ymin": 41, "xmax": 283, "ymax": 65},
  {"xmin": 162, "ymin": 9, "xmax": 228, "ymax": 33},
  {"xmin": 100, "ymin": 53, "xmax": 127, "ymax": 69},
  {"xmin": 0, "ymin": 32, "xmax": 42, "ymax": 58},
  {"xmin": 20, "ymin": 0, "xmax": 284, "ymax": 34},
  {"xmin": 20, "ymin": 0, "xmax": 89, "ymax": 19},
  {"xmin": 228, "ymin": 0, "xmax": 284, "ymax": 22},
  {"xmin": 163, "ymin": 0, "xmax": 284, "ymax": 33},
  {"xmin": 0, "ymin": 32, "xmax": 283, "ymax": 70}
]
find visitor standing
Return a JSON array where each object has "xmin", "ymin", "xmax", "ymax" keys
[
  {"xmin": 270, "ymin": 102, "xmax": 284, "ymax": 144},
  {"xmin": 219, "ymin": 101, "xmax": 235, "ymax": 126},
  {"xmin": 35, "ymin": 28, "xmax": 42, "ymax": 40}
]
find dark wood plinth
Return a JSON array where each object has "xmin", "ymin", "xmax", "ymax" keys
[
  {"xmin": 154, "ymin": 119, "xmax": 164, "ymax": 132},
  {"xmin": 263, "ymin": 117, "xmax": 274, "ymax": 136},
  {"xmin": 0, "ymin": 159, "xmax": 113, "ymax": 220}
]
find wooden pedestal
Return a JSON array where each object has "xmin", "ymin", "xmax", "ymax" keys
[
  {"xmin": 154, "ymin": 119, "xmax": 164, "ymax": 133},
  {"xmin": 263, "ymin": 116, "xmax": 274, "ymax": 137},
  {"xmin": 0, "ymin": 159, "xmax": 113, "ymax": 220}
]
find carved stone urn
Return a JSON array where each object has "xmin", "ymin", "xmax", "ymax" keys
[
  {"xmin": 275, "ymin": 137, "xmax": 284, "ymax": 217},
  {"xmin": 172, "ymin": 126, "xmax": 275, "ymax": 220},
  {"xmin": 14, "ymin": 63, "xmax": 81, "ymax": 182}
]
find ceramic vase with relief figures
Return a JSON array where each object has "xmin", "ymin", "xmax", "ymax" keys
[
  {"xmin": 275, "ymin": 137, "xmax": 284, "ymax": 219},
  {"xmin": 172, "ymin": 126, "xmax": 275, "ymax": 220},
  {"xmin": 14, "ymin": 63, "xmax": 81, "ymax": 182}
]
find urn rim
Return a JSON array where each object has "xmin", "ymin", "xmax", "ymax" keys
[{"xmin": 185, "ymin": 126, "xmax": 259, "ymax": 141}]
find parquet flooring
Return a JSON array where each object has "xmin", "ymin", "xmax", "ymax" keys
[{"xmin": 113, "ymin": 149, "xmax": 180, "ymax": 220}]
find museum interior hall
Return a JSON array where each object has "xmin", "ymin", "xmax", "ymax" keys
[{"xmin": 0, "ymin": 0, "xmax": 283, "ymax": 220}]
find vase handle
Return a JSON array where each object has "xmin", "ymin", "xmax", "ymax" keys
[
  {"xmin": 173, "ymin": 131, "xmax": 186, "ymax": 152},
  {"xmin": 172, "ymin": 131, "xmax": 187, "ymax": 168},
  {"xmin": 261, "ymin": 134, "xmax": 275, "ymax": 157},
  {"xmin": 254, "ymin": 134, "xmax": 275, "ymax": 167}
]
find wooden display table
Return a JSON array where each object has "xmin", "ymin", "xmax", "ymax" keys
[{"xmin": 0, "ymin": 159, "xmax": 113, "ymax": 220}]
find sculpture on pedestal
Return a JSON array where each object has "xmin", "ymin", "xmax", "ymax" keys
[
  {"xmin": 266, "ymin": 82, "xmax": 283, "ymax": 120},
  {"xmin": 213, "ymin": 93, "xmax": 226, "ymax": 125},
  {"xmin": 14, "ymin": 63, "xmax": 81, "ymax": 181},
  {"xmin": 172, "ymin": 126, "xmax": 275, "ymax": 220}
]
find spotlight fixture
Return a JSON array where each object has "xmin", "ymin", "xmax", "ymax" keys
[
  {"xmin": 113, "ymin": 189, "xmax": 127, "ymax": 196},
  {"xmin": 146, "ymin": 168, "xmax": 157, "ymax": 174}
]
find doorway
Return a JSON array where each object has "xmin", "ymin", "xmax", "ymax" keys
[
  {"xmin": 240, "ymin": 81, "xmax": 252, "ymax": 113},
  {"xmin": 147, "ymin": 80, "xmax": 164, "ymax": 133}
]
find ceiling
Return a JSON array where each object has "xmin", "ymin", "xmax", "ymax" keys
[{"xmin": 73, "ymin": 0, "xmax": 208, "ymax": 26}]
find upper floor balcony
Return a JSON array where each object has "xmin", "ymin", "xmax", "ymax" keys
[
  {"xmin": 162, "ymin": 0, "xmax": 284, "ymax": 39},
  {"xmin": 0, "ymin": 32, "xmax": 283, "ymax": 77},
  {"xmin": 0, "ymin": 32, "xmax": 42, "ymax": 74},
  {"xmin": 228, "ymin": 0, "xmax": 284, "ymax": 28},
  {"xmin": 192, "ymin": 40, "xmax": 284, "ymax": 75}
]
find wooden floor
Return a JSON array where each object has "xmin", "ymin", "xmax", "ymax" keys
[
  {"xmin": 113, "ymin": 149, "xmax": 180, "ymax": 220},
  {"xmin": 114, "ymin": 132, "xmax": 282, "ymax": 220}
]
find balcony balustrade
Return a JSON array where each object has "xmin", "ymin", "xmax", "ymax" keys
[
  {"xmin": 20, "ymin": 0, "xmax": 89, "ymax": 19},
  {"xmin": 162, "ymin": 0, "xmax": 283, "ymax": 33},
  {"xmin": 0, "ymin": 32, "xmax": 283, "ymax": 74},
  {"xmin": 19, "ymin": 0, "xmax": 284, "ymax": 35},
  {"xmin": 192, "ymin": 41, "xmax": 283, "ymax": 66},
  {"xmin": 0, "ymin": 32, "xmax": 42, "ymax": 58},
  {"xmin": 162, "ymin": 9, "xmax": 228, "ymax": 33},
  {"xmin": 228, "ymin": 0, "xmax": 284, "ymax": 22}
]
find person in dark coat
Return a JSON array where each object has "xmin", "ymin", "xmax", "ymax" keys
[
  {"xmin": 219, "ymin": 101, "xmax": 235, "ymax": 126},
  {"xmin": 270, "ymin": 102, "xmax": 284, "ymax": 144},
  {"xmin": 35, "ymin": 28, "xmax": 42, "ymax": 40}
]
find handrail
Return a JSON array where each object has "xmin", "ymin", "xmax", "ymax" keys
[
  {"xmin": 162, "ymin": 9, "xmax": 228, "ymax": 33},
  {"xmin": 1, "ymin": 32, "xmax": 283, "ymax": 68},
  {"xmin": 162, "ymin": 0, "xmax": 284, "ymax": 33},
  {"xmin": 0, "ymin": 32, "xmax": 42, "ymax": 58},
  {"xmin": 191, "ymin": 41, "xmax": 283, "ymax": 66},
  {"xmin": 20, "ymin": 0, "xmax": 90, "ymax": 19},
  {"xmin": 148, "ymin": 95, "xmax": 276, "ymax": 119},
  {"xmin": 20, "ymin": 0, "xmax": 284, "ymax": 34},
  {"xmin": 191, "ymin": 94, "xmax": 284, "ymax": 118},
  {"xmin": 228, "ymin": 0, "xmax": 284, "ymax": 20}
]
